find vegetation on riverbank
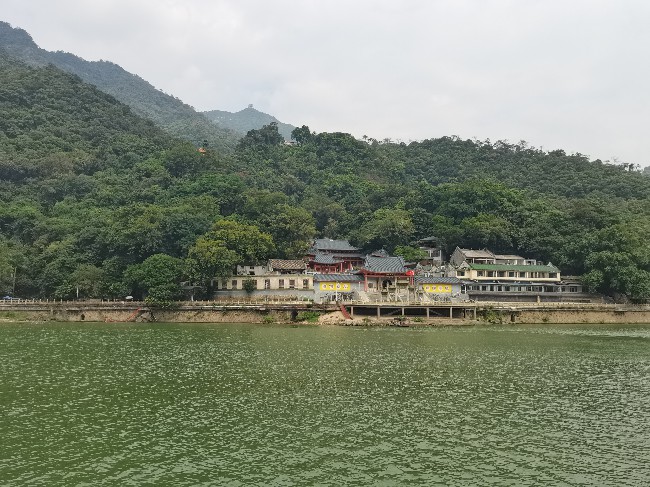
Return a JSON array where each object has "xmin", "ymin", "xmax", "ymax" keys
[{"xmin": 1, "ymin": 45, "xmax": 649, "ymax": 304}]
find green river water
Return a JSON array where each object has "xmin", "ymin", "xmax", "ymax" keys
[{"xmin": 0, "ymin": 322, "xmax": 649, "ymax": 486}]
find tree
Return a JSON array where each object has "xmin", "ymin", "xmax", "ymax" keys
[
  {"xmin": 185, "ymin": 238, "xmax": 238, "ymax": 286},
  {"xmin": 123, "ymin": 254, "xmax": 184, "ymax": 301},
  {"xmin": 291, "ymin": 125, "xmax": 313, "ymax": 144},
  {"xmin": 260, "ymin": 205, "xmax": 316, "ymax": 258},
  {"xmin": 204, "ymin": 219, "xmax": 275, "ymax": 264},
  {"xmin": 584, "ymin": 251, "xmax": 650, "ymax": 302},
  {"xmin": 356, "ymin": 208, "xmax": 414, "ymax": 252},
  {"xmin": 458, "ymin": 213, "xmax": 514, "ymax": 252},
  {"xmin": 162, "ymin": 142, "xmax": 206, "ymax": 177},
  {"xmin": 237, "ymin": 122, "xmax": 284, "ymax": 150},
  {"xmin": 66, "ymin": 264, "xmax": 106, "ymax": 299},
  {"xmin": 394, "ymin": 245, "xmax": 428, "ymax": 262},
  {"xmin": 242, "ymin": 278, "xmax": 256, "ymax": 294}
]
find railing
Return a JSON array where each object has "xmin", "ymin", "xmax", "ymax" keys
[
  {"xmin": 2, "ymin": 298, "xmax": 647, "ymax": 310},
  {"xmin": 478, "ymin": 301, "xmax": 650, "ymax": 310},
  {"xmin": 0, "ymin": 297, "xmax": 316, "ymax": 307}
]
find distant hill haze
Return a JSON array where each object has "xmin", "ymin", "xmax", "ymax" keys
[
  {"xmin": 0, "ymin": 21, "xmax": 239, "ymax": 153},
  {"xmin": 203, "ymin": 106, "xmax": 296, "ymax": 141}
]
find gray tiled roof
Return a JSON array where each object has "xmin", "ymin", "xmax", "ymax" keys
[
  {"xmin": 415, "ymin": 276, "xmax": 461, "ymax": 285},
  {"xmin": 312, "ymin": 252, "xmax": 340, "ymax": 264},
  {"xmin": 363, "ymin": 255, "xmax": 407, "ymax": 274},
  {"xmin": 459, "ymin": 248, "xmax": 495, "ymax": 259},
  {"xmin": 268, "ymin": 259, "xmax": 306, "ymax": 270},
  {"xmin": 310, "ymin": 238, "xmax": 359, "ymax": 252},
  {"xmin": 332, "ymin": 252, "xmax": 365, "ymax": 260},
  {"xmin": 313, "ymin": 274, "xmax": 364, "ymax": 282}
]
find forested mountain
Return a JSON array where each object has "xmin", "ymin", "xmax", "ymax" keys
[
  {"xmin": 0, "ymin": 27, "xmax": 649, "ymax": 303},
  {"xmin": 203, "ymin": 106, "xmax": 296, "ymax": 141},
  {"xmin": 0, "ymin": 21, "xmax": 239, "ymax": 153}
]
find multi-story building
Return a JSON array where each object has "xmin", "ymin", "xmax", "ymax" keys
[
  {"xmin": 305, "ymin": 239, "xmax": 365, "ymax": 273},
  {"xmin": 450, "ymin": 247, "xmax": 589, "ymax": 302}
]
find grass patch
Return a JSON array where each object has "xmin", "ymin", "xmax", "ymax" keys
[{"xmin": 294, "ymin": 311, "xmax": 321, "ymax": 323}]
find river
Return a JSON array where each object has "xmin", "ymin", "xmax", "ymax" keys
[{"xmin": 1, "ymin": 322, "xmax": 649, "ymax": 486}]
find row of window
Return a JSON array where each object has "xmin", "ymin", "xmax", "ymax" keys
[
  {"xmin": 457, "ymin": 270, "xmax": 558, "ymax": 279},
  {"xmin": 222, "ymin": 279, "xmax": 311, "ymax": 290},
  {"xmin": 466, "ymin": 285, "xmax": 579, "ymax": 293}
]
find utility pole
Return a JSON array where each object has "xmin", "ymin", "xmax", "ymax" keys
[{"xmin": 12, "ymin": 267, "xmax": 16, "ymax": 297}]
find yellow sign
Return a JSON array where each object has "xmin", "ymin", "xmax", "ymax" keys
[
  {"xmin": 423, "ymin": 284, "xmax": 452, "ymax": 293},
  {"xmin": 320, "ymin": 282, "xmax": 351, "ymax": 291}
]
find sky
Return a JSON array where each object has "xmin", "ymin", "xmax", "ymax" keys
[{"xmin": 3, "ymin": 0, "xmax": 650, "ymax": 167}]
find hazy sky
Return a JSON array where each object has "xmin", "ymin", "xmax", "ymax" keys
[{"xmin": 3, "ymin": 0, "xmax": 650, "ymax": 166}]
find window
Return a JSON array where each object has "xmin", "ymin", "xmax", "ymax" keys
[
  {"xmin": 279, "ymin": 279, "xmax": 285, "ymax": 289},
  {"xmin": 264, "ymin": 279, "xmax": 270, "ymax": 289},
  {"xmin": 221, "ymin": 279, "xmax": 227, "ymax": 288},
  {"xmin": 289, "ymin": 279, "xmax": 296, "ymax": 289},
  {"xmin": 569, "ymin": 286, "xmax": 577, "ymax": 292},
  {"xmin": 303, "ymin": 279, "xmax": 309, "ymax": 289},
  {"xmin": 477, "ymin": 271, "xmax": 485, "ymax": 277},
  {"xmin": 456, "ymin": 270, "xmax": 465, "ymax": 277},
  {"xmin": 231, "ymin": 280, "xmax": 238, "ymax": 289},
  {"xmin": 508, "ymin": 271, "xmax": 515, "ymax": 278}
]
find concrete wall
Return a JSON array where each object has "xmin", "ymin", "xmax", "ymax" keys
[{"xmin": 3, "ymin": 304, "xmax": 649, "ymax": 325}]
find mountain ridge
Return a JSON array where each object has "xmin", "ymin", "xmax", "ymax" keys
[
  {"xmin": 0, "ymin": 21, "xmax": 239, "ymax": 153},
  {"xmin": 203, "ymin": 106, "xmax": 296, "ymax": 141}
]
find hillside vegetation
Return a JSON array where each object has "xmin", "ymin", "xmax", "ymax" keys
[
  {"xmin": 0, "ymin": 21, "xmax": 239, "ymax": 153},
  {"xmin": 0, "ymin": 47, "xmax": 648, "ymax": 302}
]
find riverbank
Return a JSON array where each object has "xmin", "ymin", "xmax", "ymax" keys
[{"xmin": 1, "ymin": 301, "xmax": 649, "ymax": 325}]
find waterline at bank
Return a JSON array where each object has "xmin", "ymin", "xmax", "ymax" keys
[{"xmin": 2, "ymin": 300, "xmax": 650, "ymax": 325}]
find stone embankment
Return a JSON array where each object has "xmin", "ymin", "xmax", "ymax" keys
[{"xmin": 1, "ymin": 299, "xmax": 649, "ymax": 325}]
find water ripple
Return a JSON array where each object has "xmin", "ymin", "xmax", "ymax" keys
[{"xmin": 0, "ymin": 322, "xmax": 649, "ymax": 486}]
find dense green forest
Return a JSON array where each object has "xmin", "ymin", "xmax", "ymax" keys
[{"xmin": 1, "ymin": 50, "xmax": 649, "ymax": 303}]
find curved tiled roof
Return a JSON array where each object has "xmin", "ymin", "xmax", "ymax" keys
[
  {"xmin": 312, "ymin": 252, "xmax": 340, "ymax": 264},
  {"xmin": 362, "ymin": 255, "xmax": 407, "ymax": 274},
  {"xmin": 415, "ymin": 276, "xmax": 461, "ymax": 285},
  {"xmin": 310, "ymin": 238, "xmax": 359, "ymax": 252}
]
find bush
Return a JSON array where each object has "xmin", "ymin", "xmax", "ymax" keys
[
  {"xmin": 294, "ymin": 311, "xmax": 320, "ymax": 323},
  {"xmin": 242, "ymin": 279, "xmax": 256, "ymax": 294}
]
